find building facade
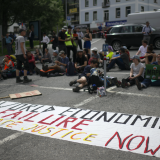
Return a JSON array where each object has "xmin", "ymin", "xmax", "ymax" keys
[{"xmin": 79, "ymin": 0, "xmax": 160, "ymax": 28}]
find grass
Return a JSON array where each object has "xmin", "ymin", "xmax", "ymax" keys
[{"xmin": 0, "ymin": 40, "xmax": 40, "ymax": 56}]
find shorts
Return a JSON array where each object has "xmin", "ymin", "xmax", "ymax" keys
[
  {"xmin": 59, "ymin": 66, "xmax": 66, "ymax": 73},
  {"xmin": 84, "ymin": 41, "xmax": 91, "ymax": 49},
  {"xmin": 16, "ymin": 55, "xmax": 29, "ymax": 70}
]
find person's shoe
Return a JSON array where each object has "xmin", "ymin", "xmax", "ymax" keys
[
  {"xmin": 135, "ymin": 78, "xmax": 142, "ymax": 90},
  {"xmin": 73, "ymin": 86, "xmax": 81, "ymax": 92},
  {"xmin": 69, "ymin": 80, "xmax": 77, "ymax": 86},
  {"xmin": 23, "ymin": 77, "xmax": 32, "ymax": 83},
  {"xmin": 122, "ymin": 79, "xmax": 128, "ymax": 88},
  {"xmin": 16, "ymin": 77, "xmax": 23, "ymax": 83},
  {"xmin": 43, "ymin": 65, "xmax": 48, "ymax": 71},
  {"xmin": 112, "ymin": 78, "xmax": 121, "ymax": 87},
  {"xmin": 35, "ymin": 67, "xmax": 40, "ymax": 75}
]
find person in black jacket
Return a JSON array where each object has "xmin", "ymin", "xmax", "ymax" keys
[
  {"xmin": 52, "ymin": 33, "xmax": 58, "ymax": 50},
  {"xmin": 28, "ymin": 24, "xmax": 34, "ymax": 49}
]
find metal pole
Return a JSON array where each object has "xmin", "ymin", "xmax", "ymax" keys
[
  {"xmin": 104, "ymin": 51, "xmax": 107, "ymax": 92},
  {"xmin": 66, "ymin": 0, "xmax": 67, "ymax": 26}
]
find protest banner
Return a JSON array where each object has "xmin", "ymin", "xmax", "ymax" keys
[{"xmin": 0, "ymin": 101, "xmax": 160, "ymax": 158}]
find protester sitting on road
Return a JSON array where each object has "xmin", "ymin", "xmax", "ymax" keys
[
  {"xmin": 43, "ymin": 50, "xmax": 69, "ymax": 73},
  {"xmin": 34, "ymin": 49, "xmax": 42, "ymax": 63},
  {"xmin": 136, "ymin": 40, "xmax": 148, "ymax": 62},
  {"xmin": 90, "ymin": 47, "xmax": 101, "ymax": 63},
  {"xmin": 107, "ymin": 48, "xmax": 130, "ymax": 71},
  {"xmin": 123, "ymin": 46, "xmax": 130, "ymax": 60},
  {"xmin": 144, "ymin": 44, "xmax": 156, "ymax": 64},
  {"xmin": 69, "ymin": 59, "xmax": 99, "ymax": 92},
  {"xmin": 51, "ymin": 50, "xmax": 61, "ymax": 66},
  {"xmin": 3, "ymin": 55, "xmax": 14, "ymax": 70},
  {"xmin": 41, "ymin": 48, "xmax": 51, "ymax": 64},
  {"xmin": 75, "ymin": 49, "xmax": 87, "ymax": 73},
  {"xmin": 135, "ymin": 54, "xmax": 160, "ymax": 90},
  {"xmin": 26, "ymin": 51, "xmax": 35, "ymax": 75},
  {"xmin": 115, "ymin": 55, "xmax": 145, "ymax": 88},
  {"xmin": 83, "ymin": 48, "xmax": 90, "ymax": 62}
]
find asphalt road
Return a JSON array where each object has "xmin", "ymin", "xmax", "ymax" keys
[{"xmin": 0, "ymin": 38, "xmax": 160, "ymax": 160}]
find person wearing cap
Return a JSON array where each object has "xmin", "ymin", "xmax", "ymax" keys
[
  {"xmin": 58, "ymin": 26, "xmax": 67, "ymax": 53},
  {"xmin": 76, "ymin": 27, "xmax": 84, "ymax": 49},
  {"xmin": 15, "ymin": 29, "xmax": 32, "ymax": 83},
  {"xmin": 65, "ymin": 25, "xmax": 77, "ymax": 62},
  {"xmin": 142, "ymin": 21, "xmax": 153, "ymax": 44},
  {"xmin": 135, "ymin": 54, "xmax": 160, "ymax": 90},
  {"xmin": 43, "ymin": 50, "xmax": 69, "ymax": 73},
  {"xmin": 116, "ymin": 55, "xmax": 145, "ymax": 88},
  {"xmin": 26, "ymin": 51, "xmax": 35, "ymax": 75},
  {"xmin": 75, "ymin": 49, "xmax": 87, "ymax": 73},
  {"xmin": 90, "ymin": 47, "xmax": 101, "ymax": 62},
  {"xmin": 40, "ymin": 33, "xmax": 50, "ymax": 55},
  {"xmin": 2, "ymin": 33, "xmax": 13, "ymax": 55},
  {"xmin": 51, "ymin": 50, "xmax": 61, "ymax": 66},
  {"xmin": 107, "ymin": 48, "xmax": 130, "ymax": 71}
]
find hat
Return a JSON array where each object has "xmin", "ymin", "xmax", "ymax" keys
[
  {"xmin": 68, "ymin": 25, "xmax": 72, "ymax": 29},
  {"xmin": 59, "ymin": 50, "xmax": 65, "ymax": 55},
  {"xmin": 62, "ymin": 28, "xmax": 64, "ymax": 30},
  {"xmin": 122, "ymin": 46, "xmax": 128, "ymax": 50},
  {"xmin": 77, "ymin": 49, "xmax": 83, "ymax": 52},
  {"xmin": 131, "ymin": 55, "xmax": 140, "ymax": 60},
  {"xmin": 63, "ymin": 26, "xmax": 67, "ymax": 30},
  {"xmin": 91, "ymin": 47, "xmax": 98, "ymax": 52},
  {"xmin": 5, "ymin": 55, "xmax": 11, "ymax": 59},
  {"xmin": 108, "ymin": 46, "xmax": 113, "ymax": 51},
  {"xmin": 19, "ymin": 28, "xmax": 25, "ymax": 33},
  {"xmin": 53, "ymin": 50, "xmax": 58, "ymax": 54}
]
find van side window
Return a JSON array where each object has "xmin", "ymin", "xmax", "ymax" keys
[
  {"xmin": 133, "ymin": 26, "xmax": 143, "ymax": 32},
  {"xmin": 120, "ymin": 26, "xmax": 132, "ymax": 33},
  {"xmin": 110, "ymin": 27, "xmax": 120, "ymax": 33}
]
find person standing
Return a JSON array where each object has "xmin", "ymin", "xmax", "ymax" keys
[
  {"xmin": 98, "ymin": 24, "xmax": 102, "ymax": 38},
  {"xmin": 28, "ymin": 27, "xmax": 34, "ymax": 49},
  {"xmin": 142, "ymin": 21, "xmax": 153, "ymax": 44},
  {"xmin": 65, "ymin": 25, "xmax": 77, "ymax": 62},
  {"xmin": 40, "ymin": 33, "xmax": 50, "ymax": 55},
  {"xmin": 76, "ymin": 27, "xmax": 84, "ymax": 49},
  {"xmin": 15, "ymin": 29, "xmax": 32, "ymax": 83},
  {"xmin": 3, "ymin": 33, "xmax": 13, "ymax": 55},
  {"xmin": 84, "ymin": 28, "xmax": 92, "ymax": 56},
  {"xmin": 52, "ymin": 32, "xmax": 58, "ymax": 50},
  {"xmin": 58, "ymin": 27, "xmax": 67, "ymax": 53}
]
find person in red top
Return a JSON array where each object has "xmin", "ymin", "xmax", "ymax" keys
[{"xmin": 26, "ymin": 51, "xmax": 35, "ymax": 75}]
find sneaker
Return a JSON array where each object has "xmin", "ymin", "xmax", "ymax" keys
[
  {"xmin": 69, "ymin": 80, "xmax": 77, "ymax": 86},
  {"xmin": 122, "ymin": 79, "xmax": 128, "ymax": 88},
  {"xmin": 73, "ymin": 86, "xmax": 81, "ymax": 92},
  {"xmin": 23, "ymin": 78, "xmax": 32, "ymax": 83},
  {"xmin": 135, "ymin": 78, "xmax": 142, "ymax": 90},
  {"xmin": 16, "ymin": 77, "xmax": 23, "ymax": 83},
  {"xmin": 43, "ymin": 65, "xmax": 48, "ymax": 71},
  {"xmin": 112, "ymin": 78, "xmax": 121, "ymax": 87}
]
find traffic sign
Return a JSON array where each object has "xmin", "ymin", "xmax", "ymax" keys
[
  {"xmin": 67, "ymin": 16, "xmax": 71, "ymax": 21},
  {"xmin": 102, "ymin": 44, "xmax": 108, "ymax": 52}
]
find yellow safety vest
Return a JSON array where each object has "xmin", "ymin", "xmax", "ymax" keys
[{"xmin": 65, "ymin": 31, "xmax": 77, "ymax": 47}]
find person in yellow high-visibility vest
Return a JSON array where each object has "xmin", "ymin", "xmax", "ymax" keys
[{"xmin": 65, "ymin": 26, "xmax": 77, "ymax": 62}]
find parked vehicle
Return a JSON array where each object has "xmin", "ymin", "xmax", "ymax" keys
[
  {"xmin": 103, "ymin": 27, "xmax": 112, "ymax": 39},
  {"xmin": 106, "ymin": 24, "xmax": 160, "ymax": 51}
]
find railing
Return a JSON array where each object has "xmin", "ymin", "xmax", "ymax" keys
[{"xmin": 102, "ymin": 2, "xmax": 110, "ymax": 8}]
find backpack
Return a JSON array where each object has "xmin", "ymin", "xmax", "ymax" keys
[{"xmin": 66, "ymin": 62, "xmax": 77, "ymax": 76}]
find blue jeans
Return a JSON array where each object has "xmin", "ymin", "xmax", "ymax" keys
[
  {"xmin": 142, "ymin": 79, "xmax": 160, "ymax": 88},
  {"xmin": 108, "ymin": 59, "xmax": 126, "ymax": 70}
]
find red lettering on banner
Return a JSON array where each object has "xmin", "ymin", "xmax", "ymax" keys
[
  {"xmin": 126, "ymin": 136, "xmax": 145, "ymax": 151},
  {"xmin": 51, "ymin": 128, "xmax": 68, "ymax": 136},
  {"xmin": 1, "ymin": 111, "xmax": 22, "ymax": 119},
  {"xmin": 25, "ymin": 93, "xmax": 32, "ymax": 96},
  {"xmin": 31, "ymin": 125, "xmax": 47, "ymax": 132},
  {"xmin": 30, "ymin": 91, "xmax": 37, "ymax": 95},
  {"xmin": 0, "ymin": 110, "xmax": 14, "ymax": 115},
  {"xmin": 24, "ymin": 113, "xmax": 40, "ymax": 122},
  {"xmin": 105, "ymin": 132, "xmax": 133, "ymax": 149},
  {"xmin": 56, "ymin": 117, "xmax": 78, "ymax": 128},
  {"xmin": 38, "ymin": 115, "xmax": 64, "ymax": 125},
  {"xmin": 15, "ymin": 93, "xmax": 21, "ymax": 98},
  {"xmin": 72, "ymin": 120, "xmax": 93, "ymax": 131},
  {"xmin": 144, "ymin": 137, "xmax": 160, "ymax": 155},
  {"xmin": 18, "ymin": 113, "xmax": 34, "ymax": 120}
]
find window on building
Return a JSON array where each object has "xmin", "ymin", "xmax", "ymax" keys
[
  {"xmin": 141, "ymin": 6, "xmax": 144, "ymax": 12},
  {"xmin": 104, "ymin": 10, "xmax": 109, "ymax": 21},
  {"xmin": 93, "ymin": 0, "xmax": 97, "ymax": 6},
  {"xmin": 85, "ymin": 12, "xmax": 89, "ymax": 21},
  {"xmin": 93, "ymin": 11, "xmax": 97, "ymax": 20},
  {"xmin": 85, "ymin": 0, "xmax": 89, "ymax": 7},
  {"xmin": 116, "ymin": 8, "xmax": 120, "ymax": 18},
  {"xmin": 126, "ymin": 6, "xmax": 131, "ymax": 17},
  {"xmin": 154, "ymin": 0, "xmax": 157, "ymax": 3},
  {"xmin": 116, "ymin": 0, "xmax": 120, "ymax": 2}
]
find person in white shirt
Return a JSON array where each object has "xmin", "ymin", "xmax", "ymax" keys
[
  {"xmin": 142, "ymin": 21, "xmax": 153, "ymax": 44},
  {"xmin": 136, "ymin": 40, "xmax": 148, "ymax": 62},
  {"xmin": 40, "ymin": 33, "xmax": 50, "ymax": 55},
  {"xmin": 76, "ymin": 27, "xmax": 84, "ymax": 49}
]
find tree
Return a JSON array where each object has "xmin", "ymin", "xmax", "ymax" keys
[{"xmin": 0, "ymin": 0, "xmax": 64, "ymax": 35}]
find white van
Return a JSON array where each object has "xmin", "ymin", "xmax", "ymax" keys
[{"xmin": 127, "ymin": 10, "xmax": 160, "ymax": 30}]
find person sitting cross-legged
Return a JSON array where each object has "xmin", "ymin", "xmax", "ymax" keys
[
  {"xmin": 41, "ymin": 48, "xmax": 52, "ymax": 64},
  {"xmin": 75, "ymin": 49, "xmax": 87, "ymax": 73},
  {"xmin": 107, "ymin": 48, "xmax": 130, "ymax": 71},
  {"xmin": 26, "ymin": 51, "xmax": 35, "ymax": 75},
  {"xmin": 51, "ymin": 50, "xmax": 61, "ymax": 66},
  {"xmin": 135, "ymin": 54, "xmax": 160, "ymax": 90},
  {"xmin": 43, "ymin": 50, "xmax": 69, "ymax": 73},
  {"xmin": 115, "ymin": 55, "xmax": 145, "ymax": 88},
  {"xmin": 69, "ymin": 59, "xmax": 99, "ymax": 92},
  {"xmin": 34, "ymin": 48, "xmax": 42, "ymax": 63}
]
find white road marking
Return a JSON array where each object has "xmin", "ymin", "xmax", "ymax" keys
[
  {"xmin": 91, "ymin": 39, "xmax": 101, "ymax": 44},
  {"xmin": 0, "ymin": 132, "xmax": 24, "ymax": 146}
]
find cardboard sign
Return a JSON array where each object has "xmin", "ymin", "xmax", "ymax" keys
[
  {"xmin": 0, "ymin": 101, "xmax": 160, "ymax": 158},
  {"xmin": 145, "ymin": 64, "xmax": 160, "ymax": 80},
  {"xmin": 9, "ymin": 90, "xmax": 41, "ymax": 99}
]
